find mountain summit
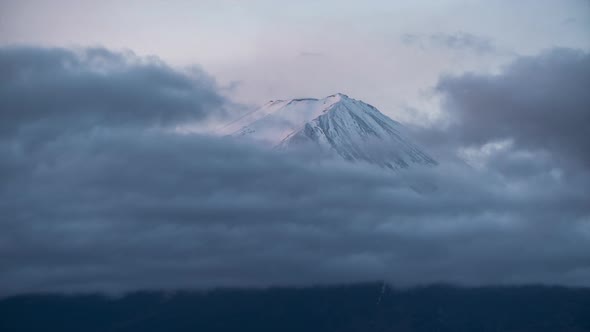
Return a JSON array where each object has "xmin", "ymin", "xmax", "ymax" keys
[{"xmin": 220, "ymin": 94, "xmax": 437, "ymax": 169}]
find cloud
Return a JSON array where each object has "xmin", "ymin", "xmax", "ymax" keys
[
  {"xmin": 0, "ymin": 46, "xmax": 227, "ymax": 140},
  {"xmin": 401, "ymin": 32, "xmax": 495, "ymax": 54},
  {"xmin": 430, "ymin": 48, "xmax": 590, "ymax": 170},
  {"xmin": 1, "ymin": 46, "xmax": 589, "ymax": 296},
  {"xmin": 298, "ymin": 51, "xmax": 324, "ymax": 57},
  {"xmin": 562, "ymin": 17, "xmax": 577, "ymax": 25}
]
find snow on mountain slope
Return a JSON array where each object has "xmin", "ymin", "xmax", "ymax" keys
[
  {"xmin": 220, "ymin": 93, "xmax": 437, "ymax": 169},
  {"xmin": 218, "ymin": 94, "xmax": 344, "ymax": 145}
]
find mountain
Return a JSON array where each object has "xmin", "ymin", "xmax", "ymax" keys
[{"xmin": 219, "ymin": 93, "xmax": 437, "ymax": 169}]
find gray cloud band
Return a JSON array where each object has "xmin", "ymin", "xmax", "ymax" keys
[
  {"xmin": 433, "ymin": 48, "xmax": 590, "ymax": 170},
  {"xmin": 0, "ymin": 47, "xmax": 589, "ymax": 296}
]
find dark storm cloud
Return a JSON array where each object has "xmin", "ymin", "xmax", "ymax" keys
[
  {"xmin": 2, "ymin": 129, "xmax": 589, "ymax": 296},
  {"xmin": 433, "ymin": 48, "xmax": 590, "ymax": 169},
  {"xmin": 1, "ymin": 46, "xmax": 589, "ymax": 296},
  {"xmin": 401, "ymin": 32, "xmax": 495, "ymax": 54},
  {"xmin": 0, "ymin": 46, "xmax": 226, "ymax": 138}
]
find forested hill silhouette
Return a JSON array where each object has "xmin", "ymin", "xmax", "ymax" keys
[{"xmin": 2, "ymin": 283, "xmax": 590, "ymax": 332}]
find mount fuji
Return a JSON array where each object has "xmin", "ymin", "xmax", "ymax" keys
[{"xmin": 219, "ymin": 93, "xmax": 437, "ymax": 170}]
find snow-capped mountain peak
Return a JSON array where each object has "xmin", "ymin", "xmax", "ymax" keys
[
  {"xmin": 218, "ymin": 93, "xmax": 347, "ymax": 144},
  {"xmin": 219, "ymin": 94, "xmax": 436, "ymax": 169}
]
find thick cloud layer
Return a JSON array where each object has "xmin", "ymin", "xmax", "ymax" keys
[
  {"xmin": 0, "ymin": 46, "xmax": 226, "ymax": 139},
  {"xmin": 1, "ymin": 47, "xmax": 589, "ymax": 296},
  {"xmin": 434, "ymin": 48, "xmax": 590, "ymax": 169}
]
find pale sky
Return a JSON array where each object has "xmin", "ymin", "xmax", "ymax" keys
[{"xmin": 1, "ymin": 0, "xmax": 589, "ymax": 123}]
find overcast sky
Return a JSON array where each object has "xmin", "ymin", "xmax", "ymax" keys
[
  {"xmin": 1, "ymin": 0, "xmax": 589, "ymax": 122},
  {"xmin": 1, "ymin": 1, "xmax": 589, "ymax": 296}
]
